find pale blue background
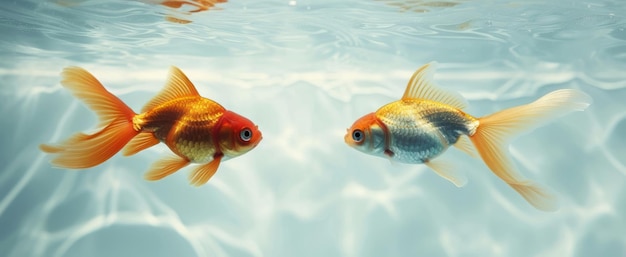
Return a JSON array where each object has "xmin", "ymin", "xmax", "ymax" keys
[{"xmin": 1, "ymin": 0, "xmax": 625, "ymax": 256}]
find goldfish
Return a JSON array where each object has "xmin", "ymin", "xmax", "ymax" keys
[
  {"xmin": 158, "ymin": 0, "xmax": 227, "ymax": 13},
  {"xmin": 376, "ymin": 0, "xmax": 464, "ymax": 13},
  {"xmin": 152, "ymin": 0, "xmax": 228, "ymax": 23},
  {"xmin": 40, "ymin": 66, "xmax": 262, "ymax": 186},
  {"xmin": 344, "ymin": 62, "xmax": 591, "ymax": 211}
]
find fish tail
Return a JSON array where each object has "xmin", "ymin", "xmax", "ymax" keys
[
  {"xmin": 469, "ymin": 89, "xmax": 591, "ymax": 211},
  {"xmin": 40, "ymin": 67, "xmax": 139, "ymax": 169}
]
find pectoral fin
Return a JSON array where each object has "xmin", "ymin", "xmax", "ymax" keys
[
  {"xmin": 425, "ymin": 159, "xmax": 468, "ymax": 187},
  {"xmin": 144, "ymin": 155, "xmax": 190, "ymax": 181},
  {"xmin": 188, "ymin": 155, "xmax": 222, "ymax": 186}
]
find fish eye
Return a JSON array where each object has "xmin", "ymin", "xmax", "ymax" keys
[
  {"xmin": 240, "ymin": 128, "xmax": 253, "ymax": 142},
  {"xmin": 352, "ymin": 129, "xmax": 364, "ymax": 142}
]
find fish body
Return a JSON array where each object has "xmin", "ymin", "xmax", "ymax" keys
[
  {"xmin": 345, "ymin": 62, "xmax": 592, "ymax": 211},
  {"xmin": 366, "ymin": 99, "xmax": 478, "ymax": 164},
  {"xmin": 41, "ymin": 66, "xmax": 262, "ymax": 186},
  {"xmin": 134, "ymin": 97, "xmax": 225, "ymax": 163}
]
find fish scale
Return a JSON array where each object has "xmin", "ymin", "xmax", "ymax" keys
[
  {"xmin": 376, "ymin": 99, "xmax": 477, "ymax": 163},
  {"xmin": 137, "ymin": 96, "xmax": 225, "ymax": 163}
]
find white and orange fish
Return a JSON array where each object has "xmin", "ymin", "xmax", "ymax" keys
[
  {"xmin": 344, "ymin": 62, "xmax": 591, "ymax": 211},
  {"xmin": 41, "ymin": 66, "xmax": 262, "ymax": 186}
]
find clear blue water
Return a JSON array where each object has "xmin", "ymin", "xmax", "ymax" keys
[{"xmin": 1, "ymin": 0, "xmax": 626, "ymax": 256}]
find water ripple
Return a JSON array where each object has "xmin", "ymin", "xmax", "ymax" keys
[{"xmin": 1, "ymin": 0, "xmax": 626, "ymax": 257}]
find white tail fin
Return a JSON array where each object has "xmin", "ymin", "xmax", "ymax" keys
[{"xmin": 470, "ymin": 89, "xmax": 591, "ymax": 211}]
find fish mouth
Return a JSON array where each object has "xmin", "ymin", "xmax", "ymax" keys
[
  {"xmin": 253, "ymin": 134, "xmax": 263, "ymax": 147},
  {"xmin": 343, "ymin": 130, "xmax": 353, "ymax": 146}
]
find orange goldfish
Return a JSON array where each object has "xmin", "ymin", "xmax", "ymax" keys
[
  {"xmin": 159, "ymin": 0, "xmax": 227, "ymax": 13},
  {"xmin": 344, "ymin": 62, "xmax": 591, "ymax": 211},
  {"xmin": 41, "ymin": 66, "xmax": 262, "ymax": 186},
  {"xmin": 154, "ymin": 0, "xmax": 228, "ymax": 23}
]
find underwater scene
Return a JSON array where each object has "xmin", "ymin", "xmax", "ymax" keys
[{"xmin": 1, "ymin": 0, "xmax": 625, "ymax": 256}]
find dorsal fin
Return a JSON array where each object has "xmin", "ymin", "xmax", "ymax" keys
[
  {"xmin": 401, "ymin": 62, "xmax": 468, "ymax": 110},
  {"xmin": 141, "ymin": 66, "xmax": 200, "ymax": 112}
]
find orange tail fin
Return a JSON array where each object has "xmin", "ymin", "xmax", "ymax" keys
[
  {"xmin": 40, "ymin": 67, "xmax": 138, "ymax": 169},
  {"xmin": 469, "ymin": 89, "xmax": 591, "ymax": 211}
]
